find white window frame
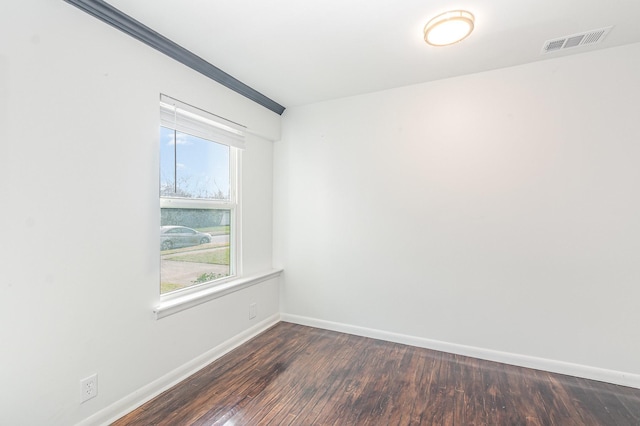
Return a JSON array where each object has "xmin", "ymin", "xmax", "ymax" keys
[{"xmin": 158, "ymin": 95, "xmax": 243, "ymax": 302}]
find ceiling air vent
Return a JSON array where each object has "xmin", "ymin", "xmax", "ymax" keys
[{"xmin": 542, "ymin": 26, "xmax": 613, "ymax": 54}]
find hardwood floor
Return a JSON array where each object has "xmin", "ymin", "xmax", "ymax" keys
[{"xmin": 112, "ymin": 322, "xmax": 640, "ymax": 425}]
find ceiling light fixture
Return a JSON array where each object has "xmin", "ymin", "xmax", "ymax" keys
[{"xmin": 424, "ymin": 10, "xmax": 475, "ymax": 46}]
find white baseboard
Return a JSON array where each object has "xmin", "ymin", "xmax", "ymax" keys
[
  {"xmin": 281, "ymin": 313, "xmax": 640, "ymax": 390},
  {"xmin": 77, "ymin": 313, "xmax": 281, "ymax": 426}
]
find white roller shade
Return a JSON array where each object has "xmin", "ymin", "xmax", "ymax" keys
[{"xmin": 160, "ymin": 94, "xmax": 246, "ymax": 149}]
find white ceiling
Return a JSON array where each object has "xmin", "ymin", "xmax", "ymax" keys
[{"xmin": 108, "ymin": 0, "xmax": 640, "ymax": 109}]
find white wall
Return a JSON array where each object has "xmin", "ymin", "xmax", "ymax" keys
[
  {"xmin": 275, "ymin": 43, "xmax": 640, "ymax": 381},
  {"xmin": 0, "ymin": 1, "xmax": 280, "ymax": 425}
]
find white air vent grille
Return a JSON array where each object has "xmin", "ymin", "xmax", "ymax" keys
[{"xmin": 542, "ymin": 26, "xmax": 612, "ymax": 54}]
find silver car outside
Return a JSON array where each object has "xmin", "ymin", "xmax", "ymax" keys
[{"xmin": 160, "ymin": 226, "xmax": 211, "ymax": 250}]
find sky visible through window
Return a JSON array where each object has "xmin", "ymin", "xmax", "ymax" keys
[{"xmin": 160, "ymin": 127, "xmax": 230, "ymax": 199}]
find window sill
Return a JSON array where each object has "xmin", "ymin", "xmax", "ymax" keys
[{"xmin": 154, "ymin": 269, "xmax": 283, "ymax": 319}]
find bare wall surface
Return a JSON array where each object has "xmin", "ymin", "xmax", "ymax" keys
[
  {"xmin": 0, "ymin": 1, "xmax": 279, "ymax": 425},
  {"xmin": 275, "ymin": 43, "xmax": 640, "ymax": 378}
]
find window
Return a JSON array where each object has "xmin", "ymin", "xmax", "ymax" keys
[{"xmin": 159, "ymin": 95, "xmax": 244, "ymax": 295}]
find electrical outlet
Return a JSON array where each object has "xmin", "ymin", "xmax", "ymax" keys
[
  {"xmin": 80, "ymin": 374, "xmax": 98, "ymax": 403},
  {"xmin": 249, "ymin": 303, "xmax": 257, "ymax": 320}
]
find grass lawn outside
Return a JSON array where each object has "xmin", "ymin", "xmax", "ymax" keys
[
  {"xmin": 161, "ymin": 242, "xmax": 228, "ymax": 256},
  {"xmin": 161, "ymin": 282, "xmax": 185, "ymax": 293},
  {"xmin": 198, "ymin": 226, "xmax": 230, "ymax": 236},
  {"xmin": 160, "ymin": 236, "xmax": 230, "ymax": 294},
  {"xmin": 168, "ymin": 247, "xmax": 230, "ymax": 265}
]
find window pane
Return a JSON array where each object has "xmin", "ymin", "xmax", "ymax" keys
[
  {"xmin": 160, "ymin": 127, "xmax": 230, "ymax": 200},
  {"xmin": 160, "ymin": 208, "xmax": 231, "ymax": 294}
]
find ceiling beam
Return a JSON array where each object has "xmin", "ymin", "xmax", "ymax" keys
[{"xmin": 63, "ymin": 0, "xmax": 286, "ymax": 115}]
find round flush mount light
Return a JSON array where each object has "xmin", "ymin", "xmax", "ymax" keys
[{"xmin": 424, "ymin": 10, "xmax": 475, "ymax": 46}]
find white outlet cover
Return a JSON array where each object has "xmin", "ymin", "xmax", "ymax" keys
[{"xmin": 80, "ymin": 374, "xmax": 98, "ymax": 403}]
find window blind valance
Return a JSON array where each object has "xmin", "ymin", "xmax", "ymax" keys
[{"xmin": 160, "ymin": 94, "xmax": 246, "ymax": 149}]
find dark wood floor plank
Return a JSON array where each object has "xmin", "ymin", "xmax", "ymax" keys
[
  {"xmin": 112, "ymin": 322, "xmax": 640, "ymax": 426},
  {"xmin": 616, "ymin": 387, "xmax": 640, "ymax": 422},
  {"xmin": 405, "ymin": 350, "xmax": 433, "ymax": 425},
  {"xmin": 579, "ymin": 377, "xmax": 640, "ymax": 426}
]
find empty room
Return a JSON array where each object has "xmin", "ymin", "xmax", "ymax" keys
[{"xmin": 1, "ymin": 0, "xmax": 639, "ymax": 425}]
